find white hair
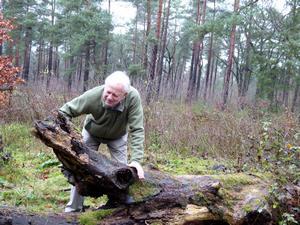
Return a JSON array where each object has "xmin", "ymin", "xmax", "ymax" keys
[{"xmin": 105, "ymin": 71, "xmax": 131, "ymax": 93}]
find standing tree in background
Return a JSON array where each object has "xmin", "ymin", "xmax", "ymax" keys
[
  {"xmin": 46, "ymin": 0, "xmax": 56, "ymax": 89},
  {"xmin": 2, "ymin": 0, "xmax": 41, "ymax": 82},
  {"xmin": 222, "ymin": 0, "xmax": 239, "ymax": 109},
  {"xmin": 186, "ymin": 0, "xmax": 208, "ymax": 103},
  {"xmin": 146, "ymin": 0, "xmax": 163, "ymax": 104},
  {"xmin": 284, "ymin": 0, "xmax": 300, "ymax": 111},
  {"xmin": 156, "ymin": 0, "xmax": 171, "ymax": 99},
  {"xmin": 56, "ymin": 0, "xmax": 112, "ymax": 92},
  {"xmin": 143, "ymin": 0, "xmax": 152, "ymax": 71},
  {"xmin": 0, "ymin": 0, "xmax": 298, "ymax": 111}
]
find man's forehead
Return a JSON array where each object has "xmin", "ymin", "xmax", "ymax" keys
[{"xmin": 105, "ymin": 83, "xmax": 125, "ymax": 93}]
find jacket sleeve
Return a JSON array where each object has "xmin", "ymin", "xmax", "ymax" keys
[
  {"xmin": 59, "ymin": 90, "xmax": 94, "ymax": 118},
  {"xmin": 128, "ymin": 92, "xmax": 144, "ymax": 163}
]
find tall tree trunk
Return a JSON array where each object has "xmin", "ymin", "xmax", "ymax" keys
[
  {"xmin": 14, "ymin": 37, "xmax": 20, "ymax": 68},
  {"xmin": 143, "ymin": 0, "xmax": 151, "ymax": 70},
  {"xmin": 175, "ymin": 58, "xmax": 186, "ymax": 99},
  {"xmin": 195, "ymin": 0, "xmax": 207, "ymax": 98},
  {"xmin": 83, "ymin": 42, "xmax": 90, "ymax": 92},
  {"xmin": 36, "ymin": 40, "xmax": 43, "ymax": 82},
  {"xmin": 241, "ymin": 32, "xmax": 252, "ymax": 98},
  {"xmin": 156, "ymin": 0, "xmax": 171, "ymax": 99},
  {"xmin": 236, "ymin": 16, "xmax": 253, "ymax": 108},
  {"xmin": 211, "ymin": 57, "xmax": 219, "ymax": 100},
  {"xmin": 68, "ymin": 56, "xmax": 73, "ymax": 92},
  {"xmin": 54, "ymin": 46, "xmax": 59, "ymax": 79},
  {"xmin": 186, "ymin": 0, "xmax": 202, "ymax": 103},
  {"xmin": 203, "ymin": 33, "xmax": 213, "ymax": 101},
  {"xmin": 208, "ymin": 52, "xmax": 215, "ymax": 99},
  {"xmin": 77, "ymin": 55, "xmax": 83, "ymax": 84},
  {"xmin": 42, "ymin": 45, "xmax": 48, "ymax": 82},
  {"xmin": 146, "ymin": 0, "xmax": 163, "ymax": 104},
  {"xmin": 283, "ymin": 63, "xmax": 291, "ymax": 108},
  {"xmin": 204, "ymin": 0, "xmax": 216, "ymax": 102},
  {"xmin": 46, "ymin": 42, "xmax": 53, "ymax": 89},
  {"xmin": 291, "ymin": 82, "xmax": 299, "ymax": 112},
  {"xmin": 46, "ymin": 0, "xmax": 56, "ymax": 89},
  {"xmin": 222, "ymin": 0, "xmax": 239, "ymax": 109},
  {"xmin": 164, "ymin": 24, "xmax": 177, "ymax": 99},
  {"xmin": 132, "ymin": 1, "xmax": 139, "ymax": 65},
  {"xmin": 102, "ymin": 0, "xmax": 110, "ymax": 76},
  {"xmin": 22, "ymin": 26, "xmax": 32, "ymax": 81}
]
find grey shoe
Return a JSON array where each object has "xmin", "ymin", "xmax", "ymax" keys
[{"xmin": 65, "ymin": 205, "xmax": 89, "ymax": 213}]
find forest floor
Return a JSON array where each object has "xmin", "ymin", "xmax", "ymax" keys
[
  {"xmin": 0, "ymin": 206, "xmax": 79, "ymax": 225},
  {"xmin": 0, "ymin": 102, "xmax": 299, "ymax": 225}
]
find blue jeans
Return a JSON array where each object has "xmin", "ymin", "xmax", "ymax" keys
[{"xmin": 64, "ymin": 128, "xmax": 128, "ymax": 212}]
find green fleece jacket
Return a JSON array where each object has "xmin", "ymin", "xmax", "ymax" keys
[{"xmin": 59, "ymin": 85, "xmax": 144, "ymax": 163}]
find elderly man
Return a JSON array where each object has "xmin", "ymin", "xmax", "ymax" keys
[{"xmin": 59, "ymin": 71, "xmax": 144, "ymax": 213}]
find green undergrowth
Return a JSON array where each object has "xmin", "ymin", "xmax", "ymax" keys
[
  {"xmin": 1, "ymin": 99, "xmax": 299, "ymax": 224},
  {"xmin": 0, "ymin": 122, "xmax": 237, "ymax": 215},
  {"xmin": 211, "ymin": 173, "xmax": 256, "ymax": 188},
  {"xmin": 153, "ymin": 153, "xmax": 222, "ymax": 175},
  {"xmin": 0, "ymin": 123, "xmax": 105, "ymax": 213}
]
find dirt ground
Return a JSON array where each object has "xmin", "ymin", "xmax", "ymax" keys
[{"xmin": 0, "ymin": 206, "xmax": 79, "ymax": 225}]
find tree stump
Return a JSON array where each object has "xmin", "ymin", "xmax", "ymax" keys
[{"xmin": 34, "ymin": 111, "xmax": 276, "ymax": 225}]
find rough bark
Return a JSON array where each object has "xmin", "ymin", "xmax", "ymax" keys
[
  {"xmin": 34, "ymin": 111, "xmax": 138, "ymax": 202},
  {"xmin": 33, "ymin": 111, "xmax": 279, "ymax": 225}
]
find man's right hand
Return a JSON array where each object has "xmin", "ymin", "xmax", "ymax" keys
[{"xmin": 128, "ymin": 161, "xmax": 145, "ymax": 180}]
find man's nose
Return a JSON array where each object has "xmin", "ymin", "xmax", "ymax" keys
[{"xmin": 107, "ymin": 94, "xmax": 113, "ymax": 100}]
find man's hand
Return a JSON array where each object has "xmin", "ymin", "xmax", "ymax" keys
[{"xmin": 128, "ymin": 161, "xmax": 145, "ymax": 179}]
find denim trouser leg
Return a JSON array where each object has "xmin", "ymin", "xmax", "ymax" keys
[
  {"xmin": 107, "ymin": 133, "xmax": 128, "ymax": 164},
  {"xmin": 64, "ymin": 129, "xmax": 128, "ymax": 212}
]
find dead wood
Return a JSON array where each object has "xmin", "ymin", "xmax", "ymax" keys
[{"xmin": 34, "ymin": 111, "xmax": 138, "ymax": 202}]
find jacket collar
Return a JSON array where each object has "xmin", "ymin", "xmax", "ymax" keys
[{"xmin": 102, "ymin": 99, "xmax": 125, "ymax": 112}]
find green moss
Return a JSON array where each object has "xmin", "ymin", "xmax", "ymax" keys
[
  {"xmin": 79, "ymin": 209, "xmax": 114, "ymax": 225},
  {"xmin": 211, "ymin": 173, "xmax": 255, "ymax": 189},
  {"xmin": 190, "ymin": 191, "xmax": 208, "ymax": 205},
  {"xmin": 242, "ymin": 198, "xmax": 264, "ymax": 213},
  {"xmin": 157, "ymin": 156, "xmax": 216, "ymax": 175},
  {"xmin": 128, "ymin": 180, "xmax": 161, "ymax": 202},
  {"xmin": 148, "ymin": 222, "xmax": 164, "ymax": 225},
  {"xmin": 217, "ymin": 188, "xmax": 236, "ymax": 209}
]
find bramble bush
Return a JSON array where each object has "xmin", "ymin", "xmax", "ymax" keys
[{"xmin": 0, "ymin": 13, "xmax": 23, "ymax": 107}]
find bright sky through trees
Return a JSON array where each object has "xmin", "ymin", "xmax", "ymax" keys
[
  {"xmin": 102, "ymin": 0, "xmax": 289, "ymax": 34},
  {"xmin": 101, "ymin": 0, "xmax": 136, "ymax": 34}
]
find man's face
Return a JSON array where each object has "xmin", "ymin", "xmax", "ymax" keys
[{"xmin": 103, "ymin": 83, "xmax": 127, "ymax": 108}]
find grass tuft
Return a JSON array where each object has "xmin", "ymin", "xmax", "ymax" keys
[{"xmin": 79, "ymin": 209, "xmax": 114, "ymax": 225}]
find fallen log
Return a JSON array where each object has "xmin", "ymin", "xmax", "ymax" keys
[
  {"xmin": 34, "ymin": 111, "xmax": 276, "ymax": 225},
  {"xmin": 34, "ymin": 111, "xmax": 138, "ymax": 202}
]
